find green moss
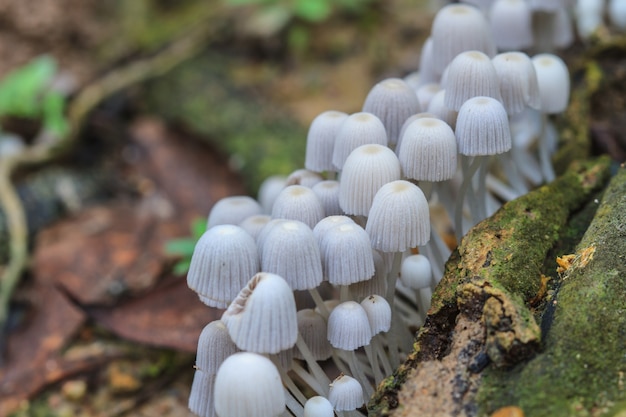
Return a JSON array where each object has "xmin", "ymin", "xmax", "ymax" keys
[{"xmin": 477, "ymin": 165, "xmax": 626, "ymax": 417}]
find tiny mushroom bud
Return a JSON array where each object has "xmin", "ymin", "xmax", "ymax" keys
[
  {"xmin": 207, "ymin": 196, "xmax": 263, "ymax": 228},
  {"xmin": 532, "ymin": 53, "xmax": 570, "ymax": 115},
  {"xmin": 327, "ymin": 301, "xmax": 373, "ymax": 351},
  {"xmin": 328, "ymin": 374, "xmax": 364, "ymax": 411},
  {"xmin": 360, "ymin": 294, "xmax": 392, "ymax": 335},
  {"xmin": 304, "ymin": 396, "xmax": 334, "ymax": 417},
  {"xmin": 214, "ymin": 352, "xmax": 285, "ymax": 417}
]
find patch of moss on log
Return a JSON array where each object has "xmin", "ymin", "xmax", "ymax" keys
[
  {"xmin": 477, "ymin": 164, "xmax": 626, "ymax": 417},
  {"xmin": 368, "ymin": 157, "xmax": 612, "ymax": 417}
]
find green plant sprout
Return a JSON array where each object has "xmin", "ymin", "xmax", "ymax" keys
[
  {"xmin": 165, "ymin": 217, "xmax": 207, "ymax": 275},
  {"xmin": 0, "ymin": 55, "xmax": 69, "ymax": 138}
]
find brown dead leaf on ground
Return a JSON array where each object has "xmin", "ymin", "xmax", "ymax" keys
[{"xmin": 1, "ymin": 117, "xmax": 245, "ymax": 416}]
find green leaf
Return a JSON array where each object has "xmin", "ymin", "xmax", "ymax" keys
[
  {"xmin": 293, "ymin": 0, "xmax": 332, "ymax": 22},
  {"xmin": 0, "ymin": 55, "xmax": 57, "ymax": 117},
  {"xmin": 172, "ymin": 259, "xmax": 192, "ymax": 276},
  {"xmin": 191, "ymin": 218, "xmax": 207, "ymax": 239},
  {"xmin": 41, "ymin": 91, "xmax": 69, "ymax": 137},
  {"xmin": 164, "ymin": 238, "xmax": 197, "ymax": 256}
]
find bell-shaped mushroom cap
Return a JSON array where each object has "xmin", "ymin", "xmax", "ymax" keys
[
  {"xmin": 366, "ymin": 180, "xmax": 431, "ymax": 252},
  {"xmin": 305, "ymin": 110, "xmax": 349, "ymax": 173},
  {"xmin": 489, "ymin": 0, "xmax": 533, "ymax": 51},
  {"xmin": 312, "ymin": 180, "xmax": 343, "ymax": 216},
  {"xmin": 214, "ymin": 352, "xmax": 285, "ymax": 417},
  {"xmin": 313, "ymin": 215, "xmax": 355, "ymax": 247},
  {"xmin": 417, "ymin": 37, "xmax": 438, "ymax": 87},
  {"xmin": 261, "ymin": 220, "xmax": 323, "ymax": 290},
  {"xmin": 532, "ymin": 53, "xmax": 570, "ymax": 114},
  {"xmin": 350, "ymin": 250, "xmax": 388, "ymax": 301},
  {"xmin": 455, "ymin": 96, "xmax": 511, "ymax": 156},
  {"xmin": 427, "ymin": 90, "xmax": 458, "ymax": 130},
  {"xmin": 328, "ymin": 374, "xmax": 364, "ymax": 411},
  {"xmin": 187, "ymin": 225, "xmax": 259, "ymax": 308},
  {"xmin": 257, "ymin": 175, "xmax": 287, "ymax": 214},
  {"xmin": 444, "ymin": 50, "xmax": 502, "ymax": 111},
  {"xmin": 332, "ymin": 112, "xmax": 388, "ymax": 170},
  {"xmin": 396, "ymin": 117, "xmax": 457, "ymax": 182},
  {"xmin": 238, "ymin": 214, "xmax": 271, "ymax": 240},
  {"xmin": 400, "ymin": 254, "xmax": 432, "ymax": 289},
  {"xmin": 362, "ymin": 78, "xmax": 421, "ymax": 146},
  {"xmin": 286, "ymin": 168, "xmax": 325, "ymax": 188},
  {"xmin": 304, "ymin": 396, "xmax": 334, "ymax": 417},
  {"xmin": 338, "ymin": 144, "xmax": 402, "ymax": 216},
  {"xmin": 397, "ymin": 113, "xmax": 438, "ymax": 151},
  {"xmin": 207, "ymin": 196, "xmax": 263, "ymax": 228},
  {"xmin": 575, "ymin": 0, "xmax": 605, "ymax": 40},
  {"xmin": 492, "ymin": 52, "xmax": 541, "ymax": 115},
  {"xmin": 295, "ymin": 308, "xmax": 333, "ymax": 361},
  {"xmin": 430, "ymin": 4, "xmax": 497, "ymax": 76},
  {"xmin": 195, "ymin": 320, "xmax": 240, "ymax": 374},
  {"xmin": 360, "ymin": 294, "xmax": 391, "ymax": 335},
  {"xmin": 327, "ymin": 301, "xmax": 372, "ymax": 350},
  {"xmin": 222, "ymin": 272, "xmax": 298, "ymax": 354},
  {"xmin": 188, "ymin": 370, "xmax": 216, "ymax": 417},
  {"xmin": 319, "ymin": 222, "xmax": 375, "ymax": 286},
  {"xmin": 271, "ymin": 184, "xmax": 325, "ymax": 228}
]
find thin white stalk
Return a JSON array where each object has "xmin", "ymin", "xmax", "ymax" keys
[
  {"xmin": 291, "ymin": 361, "xmax": 327, "ymax": 396},
  {"xmin": 308, "ymin": 287, "xmax": 330, "ymax": 320},
  {"xmin": 272, "ymin": 355, "xmax": 307, "ymax": 406},
  {"xmin": 364, "ymin": 343, "xmax": 384, "ymax": 384},
  {"xmin": 384, "ymin": 252, "xmax": 403, "ymax": 368},
  {"xmin": 284, "ymin": 387, "xmax": 305, "ymax": 416},
  {"xmin": 455, "ymin": 156, "xmax": 483, "ymax": 242},
  {"xmin": 345, "ymin": 349, "xmax": 374, "ymax": 399},
  {"xmin": 372, "ymin": 334, "xmax": 394, "ymax": 377},
  {"xmin": 538, "ymin": 113, "xmax": 556, "ymax": 182}
]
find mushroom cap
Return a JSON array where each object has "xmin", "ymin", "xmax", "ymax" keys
[
  {"xmin": 313, "ymin": 215, "xmax": 356, "ymax": 247},
  {"xmin": 426, "ymin": 90, "xmax": 458, "ymax": 130},
  {"xmin": 400, "ymin": 254, "xmax": 433, "ymax": 290},
  {"xmin": 489, "ymin": 0, "xmax": 533, "ymax": 51},
  {"xmin": 350, "ymin": 249, "xmax": 388, "ymax": 301},
  {"xmin": 260, "ymin": 220, "xmax": 323, "ymax": 290},
  {"xmin": 285, "ymin": 168, "xmax": 325, "ymax": 188},
  {"xmin": 238, "ymin": 214, "xmax": 272, "ymax": 241},
  {"xmin": 271, "ymin": 184, "xmax": 325, "ymax": 228},
  {"xmin": 304, "ymin": 396, "xmax": 335, "ymax": 417},
  {"xmin": 222, "ymin": 272, "xmax": 298, "ymax": 354},
  {"xmin": 305, "ymin": 110, "xmax": 349, "ymax": 173},
  {"xmin": 360, "ymin": 294, "xmax": 392, "ymax": 334},
  {"xmin": 444, "ymin": 50, "xmax": 502, "ymax": 111},
  {"xmin": 214, "ymin": 352, "xmax": 285, "ymax": 417},
  {"xmin": 327, "ymin": 301, "xmax": 373, "ymax": 350},
  {"xmin": 295, "ymin": 308, "xmax": 332, "ymax": 361},
  {"xmin": 532, "ymin": 53, "xmax": 570, "ymax": 114},
  {"xmin": 362, "ymin": 78, "xmax": 421, "ymax": 146},
  {"xmin": 187, "ymin": 224, "xmax": 259, "ymax": 308},
  {"xmin": 195, "ymin": 320, "xmax": 239, "ymax": 374},
  {"xmin": 319, "ymin": 222, "xmax": 375, "ymax": 286},
  {"xmin": 188, "ymin": 370, "xmax": 216, "ymax": 417},
  {"xmin": 492, "ymin": 51, "xmax": 541, "ymax": 115},
  {"xmin": 366, "ymin": 180, "xmax": 431, "ymax": 252},
  {"xmin": 257, "ymin": 175, "xmax": 287, "ymax": 214},
  {"xmin": 338, "ymin": 144, "xmax": 402, "ymax": 216},
  {"xmin": 332, "ymin": 112, "xmax": 388, "ymax": 170},
  {"xmin": 328, "ymin": 374, "xmax": 364, "ymax": 411},
  {"xmin": 455, "ymin": 96, "xmax": 511, "ymax": 156},
  {"xmin": 207, "ymin": 196, "xmax": 263, "ymax": 228},
  {"xmin": 396, "ymin": 117, "xmax": 457, "ymax": 182},
  {"xmin": 312, "ymin": 180, "xmax": 343, "ymax": 217}
]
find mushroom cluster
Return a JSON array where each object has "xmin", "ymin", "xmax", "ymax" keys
[{"xmin": 184, "ymin": 2, "xmax": 618, "ymax": 416}]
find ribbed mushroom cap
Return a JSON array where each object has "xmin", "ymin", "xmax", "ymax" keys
[
  {"xmin": 427, "ymin": 90, "xmax": 458, "ymax": 129},
  {"xmin": 492, "ymin": 52, "xmax": 541, "ymax": 115},
  {"xmin": 338, "ymin": 144, "xmax": 401, "ymax": 216},
  {"xmin": 360, "ymin": 294, "xmax": 391, "ymax": 334},
  {"xmin": 400, "ymin": 254, "xmax": 432, "ymax": 289},
  {"xmin": 257, "ymin": 175, "xmax": 287, "ymax": 214},
  {"xmin": 430, "ymin": 4, "xmax": 497, "ymax": 76},
  {"xmin": 188, "ymin": 370, "xmax": 216, "ymax": 417},
  {"xmin": 214, "ymin": 352, "xmax": 285, "ymax": 417},
  {"xmin": 305, "ymin": 110, "xmax": 349, "ymax": 173},
  {"xmin": 327, "ymin": 301, "xmax": 373, "ymax": 350},
  {"xmin": 238, "ymin": 214, "xmax": 272, "ymax": 240},
  {"xmin": 271, "ymin": 184, "xmax": 325, "ymax": 228},
  {"xmin": 362, "ymin": 78, "xmax": 421, "ymax": 146},
  {"xmin": 332, "ymin": 112, "xmax": 388, "ymax": 170},
  {"xmin": 489, "ymin": 0, "xmax": 533, "ymax": 51},
  {"xmin": 304, "ymin": 396, "xmax": 334, "ymax": 417},
  {"xmin": 444, "ymin": 50, "xmax": 502, "ymax": 111},
  {"xmin": 350, "ymin": 250, "xmax": 388, "ymax": 301},
  {"xmin": 366, "ymin": 180, "xmax": 431, "ymax": 252},
  {"xmin": 319, "ymin": 222, "xmax": 375, "ymax": 286},
  {"xmin": 222, "ymin": 272, "xmax": 298, "ymax": 354},
  {"xmin": 396, "ymin": 117, "xmax": 457, "ymax": 182},
  {"xmin": 312, "ymin": 180, "xmax": 343, "ymax": 216},
  {"xmin": 313, "ymin": 215, "xmax": 355, "ymax": 247},
  {"xmin": 295, "ymin": 308, "xmax": 332, "ymax": 361},
  {"xmin": 195, "ymin": 320, "xmax": 240, "ymax": 374},
  {"xmin": 187, "ymin": 225, "xmax": 259, "ymax": 308},
  {"xmin": 328, "ymin": 374, "xmax": 364, "ymax": 411},
  {"xmin": 455, "ymin": 96, "xmax": 511, "ymax": 156},
  {"xmin": 207, "ymin": 196, "xmax": 263, "ymax": 228},
  {"xmin": 286, "ymin": 168, "xmax": 325, "ymax": 188},
  {"xmin": 397, "ymin": 113, "xmax": 438, "ymax": 151},
  {"xmin": 261, "ymin": 220, "xmax": 323, "ymax": 290},
  {"xmin": 532, "ymin": 53, "xmax": 570, "ymax": 114}
]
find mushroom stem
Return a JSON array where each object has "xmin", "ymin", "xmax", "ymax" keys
[
  {"xmin": 539, "ymin": 113, "xmax": 556, "ymax": 182},
  {"xmin": 344, "ymin": 349, "xmax": 374, "ymax": 399},
  {"xmin": 364, "ymin": 344, "xmax": 384, "ymax": 383},
  {"xmin": 283, "ymin": 387, "xmax": 305, "ymax": 416},
  {"xmin": 455, "ymin": 155, "xmax": 484, "ymax": 242},
  {"xmin": 291, "ymin": 361, "xmax": 327, "ymax": 397},
  {"xmin": 384, "ymin": 252, "xmax": 403, "ymax": 368}
]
